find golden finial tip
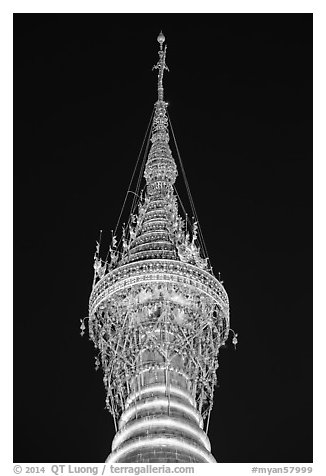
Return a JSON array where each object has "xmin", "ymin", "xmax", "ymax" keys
[{"xmin": 157, "ymin": 31, "xmax": 165, "ymax": 45}]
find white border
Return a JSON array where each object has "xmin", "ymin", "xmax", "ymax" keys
[{"xmin": 2, "ymin": 2, "xmax": 322, "ymax": 474}]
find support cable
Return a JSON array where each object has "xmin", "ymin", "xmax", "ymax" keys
[
  {"xmin": 168, "ymin": 113, "xmax": 205, "ymax": 248},
  {"xmin": 172, "ymin": 184, "xmax": 192, "ymax": 228},
  {"xmin": 121, "ymin": 117, "xmax": 153, "ymax": 248},
  {"xmin": 167, "ymin": 111, "xmax": 211, "ymax": 265},
  {"xmin": 105, "ymin": 108, "xmax": 154, "ymax": 261},
  {"xmin": 131, "ymin": 117, "xmax": 153, "ymax": 217},
  {"xmin": 113, "ymin": 107, "xmax": 154, "ymax": 239}
]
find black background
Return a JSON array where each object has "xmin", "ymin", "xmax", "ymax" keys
[{"xmin": 14, "ymin": 13, "xmax": 312, "ymax": 463}]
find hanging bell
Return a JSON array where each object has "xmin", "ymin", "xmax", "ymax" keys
[{"xmin": 232, "ymin": 333, "xmax": 238, "ymax": 348}]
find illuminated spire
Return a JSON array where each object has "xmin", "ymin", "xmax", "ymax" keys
[
  {"xmin": 84, "ymin": 32, "xmax": 233, "ymax": 464},
  {"xmin": 153, "ymin": 31, "xmax": 169, "ymax": 102}
]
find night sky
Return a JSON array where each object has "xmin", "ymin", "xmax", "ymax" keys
[{"xmin": 14, "ymin": 14, "xmax": 312, "ymax": 463}]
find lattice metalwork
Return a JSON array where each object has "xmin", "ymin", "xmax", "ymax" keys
[{"xmin": 87, "ymin": 264, "xmax": 229, "ymax": 422}]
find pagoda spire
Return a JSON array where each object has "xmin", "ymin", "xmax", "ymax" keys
[
  {"xmin": 85, "ymin": 34, "xmax": 232, "ymax": 464},
  {"xmin": 153, "ymin": 31, "xmax": 169, "ymax": 102}
]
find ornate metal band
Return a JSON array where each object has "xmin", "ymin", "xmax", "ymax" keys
[
  {"xmin": 89, "ymin": 259, "xmax": 229, "ymax": 317},
  {"xmin": 124, "ymin": 383, "xmax": 196, "ymax": 410},
  {"xmin": 112, "ymin": 415, "xmax": 211, "ymax": 452},
  {"xmin": 118, "ymin": 397, "xmax": 204, "ymax": 430},
  {"xmin": 105, "ymin": 435, "xmax": 217, "ymax": 463}
]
